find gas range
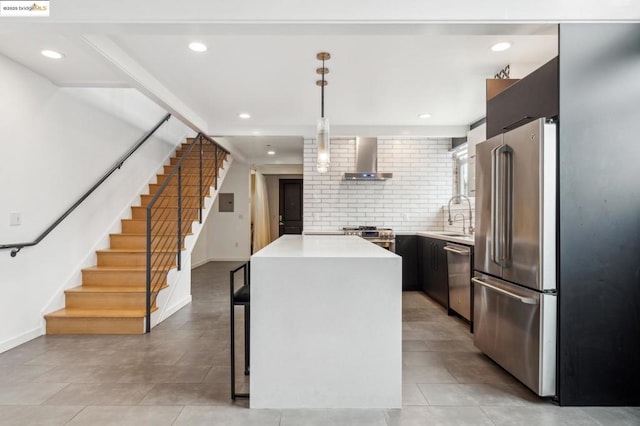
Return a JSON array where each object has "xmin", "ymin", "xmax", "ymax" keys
[{"xmin": 342, "ymin": 226, "xmax": 395, "ymax": 251}]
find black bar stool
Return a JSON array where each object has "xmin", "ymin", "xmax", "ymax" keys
[{"xmin": 230, "ymin": 262, "xmax": 250, "ymax": 400}]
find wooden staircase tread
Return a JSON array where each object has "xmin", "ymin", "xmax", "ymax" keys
[
  {"xmin": 45, "ymin": 308, "xmax": 154, "ymax": 318},
  {"xmin": 96, "ymin": 249, "xmax": 176, "ymax": 254},
  {"xmin": 82, "ymin": 266, "xmax": 169, "ymax": 272},
  {"xmin": 66, "ymin": 286, "xmax": 147, "ymax": 293},
  {"xmin": 109, "ymin": 232, "xmax": 194, "ymax": 237},
  {"xmin": 111, "ymin": 231, "xmax": 193, "ymax": 235},
  {"xmin": 116, "ymin": 232, "xmax": 195, "ymax": 237},
  {"xmin": 122, "ymin": 219, "xmax": 190, "ymax": 223},
  {"xmin": 65, "ymin": 285, "xmax": 168, "ymax": 293}
]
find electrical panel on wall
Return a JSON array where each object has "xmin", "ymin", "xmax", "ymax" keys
[{"xmin": 219, "ymin": 193, "xmax": 234, "ymax": 212}]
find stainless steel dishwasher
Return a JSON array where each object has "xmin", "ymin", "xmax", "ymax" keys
[{"xmin": 444, "ymin": 243, "xmax": 471, "ymax": 321}]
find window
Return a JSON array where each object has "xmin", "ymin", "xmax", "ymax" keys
[{"xmin": 452, "ymin": 144, "xmax": 468, "ymax": 197}]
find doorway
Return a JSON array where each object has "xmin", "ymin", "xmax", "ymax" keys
[{"xmin": 279, "ymin": 179, "xmax": 303, "ymax": 236}]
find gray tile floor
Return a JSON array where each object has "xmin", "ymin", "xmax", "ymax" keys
[{"xmin": 0, "ymin": 261, "xmax": 638, "ymax": 425}]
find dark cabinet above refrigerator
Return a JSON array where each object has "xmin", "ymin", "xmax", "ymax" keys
[{"xmin": 486, "ymin": 56, "xmax": 559, "ymax": 139}]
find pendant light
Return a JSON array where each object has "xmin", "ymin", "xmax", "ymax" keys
[{"xmin": 316, "ymin": 52, "xmax": 331, "ymax": 173}]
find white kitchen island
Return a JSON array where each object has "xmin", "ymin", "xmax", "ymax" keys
[{"xmin": 250, "ymin": 235, "xmax": 402, "ymax": 409}]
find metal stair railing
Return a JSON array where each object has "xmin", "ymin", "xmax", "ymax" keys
[{"xmin": 145, "ymin": 133, "xmax": 229, "ymax": 332}]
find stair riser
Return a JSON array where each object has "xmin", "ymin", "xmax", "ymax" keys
[
  {"xmin": 82, "ymin": 269, "xmax": 168, "ymax": 287},
  {"xmin": 163, "ymin": 160, "xmax": 224, "ymax": 172},
  {"xmin": 131, "ymin": 206, "xmax": 200, "ymax": 221},
  {"xmin": 65, "ymin": 292, "xmax": 156, "ymax": 310},
  {"xmin": 157, "ymin": 174, "xmax": 218, "ymax": 188},
  {"xmin": 180, "ymin": 142, "xmax": 221, "ymax": 151},
  {"xmin": 174, "ymin": 150, "xmax": 220, "ymax": 160},
  {"xmin": 140, "ymin": 195, "xmax": 203, "ymax": 208},
  {"xmin": 121, "ymin": 220, "xmax": 187, "ymax": 234},
  {"xmin": 46, "ymin": 317, "xmax": 145, "ymax": 335},
  {"xmin": 97, "ymin": 252, "xmax": 176, "ymax": 267},
  {"xmin": 163, "ymin": 165, "xmax": 219, "ymax": 175},
  {"xmin": 155, "ymin": 173, "xmax": 217, "ymax": 185},
  {"xmin": 110, "ymin": 234, "xmax": 183, "ymax": 250},
  {"xmin": 148, "ymin": 185, "xmax": 210, "ymax": 196},
  {"xmin": 151, "ymin": 177, "xmax": 216, "ymax": 188},
  {"xmin": 170, "ymin": 157, "xmax": 225, "ymax": 166}
]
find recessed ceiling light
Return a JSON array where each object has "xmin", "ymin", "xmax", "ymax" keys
[
  {"xmin": 417, "ymin": 113, "xmax": 431, "ymax": 119},
  {"xmin": 188, "ymin": 42, "xmax": 207, "ymax": 52},
  {"xmin": 491, "ymin": 42, "xmax": 511, "ymax": 52},
  {"xmin": 238, "ymin": 113, "xmax": 251, "ymax": 119},
  {"xmin": 267, "ymin": 150, "xmax": 276, "ymax": 155},
  {"xmin": 41, "ymin": 50, "xmax": 64, "ymax": 59}
]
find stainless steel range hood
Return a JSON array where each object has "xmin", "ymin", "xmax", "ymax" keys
[{"xmin": 344, "ymin": 137, "xmax": 393, "ymax": 180}]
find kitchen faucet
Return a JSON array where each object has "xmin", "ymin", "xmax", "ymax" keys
[
  {"xmin": 447, "ymin": 194, "xmax": 474, "ymax": 235},
  {"xmin": 453, "ymin": 212, "xmax": 467, "ymax": 234}
]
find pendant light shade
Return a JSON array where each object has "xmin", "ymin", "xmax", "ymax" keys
[
  {"xmin": 316, "ymin": 52, "xmax": 331, "ymax": 173},
  {"xmin": 316, "ymin": 117, "xmax": 330, "ymax": 173}
]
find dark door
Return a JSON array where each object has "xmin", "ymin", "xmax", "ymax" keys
[{"xmin": 279, "ymin": 179, "xmax": 303, "ymax": 236}]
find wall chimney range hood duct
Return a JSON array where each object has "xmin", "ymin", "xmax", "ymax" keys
[{"xmin": 344, "ymin": 137, "xmax": 393, "ymax": 180}]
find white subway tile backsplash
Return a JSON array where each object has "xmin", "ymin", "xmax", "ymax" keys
[{"xmin": 303, "ymin": 138, "xmax": 455, "ymax": 232}]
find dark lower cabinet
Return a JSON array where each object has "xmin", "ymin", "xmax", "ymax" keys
[
  {"xmin": 395, "ymin": 235, "xmax": 418, "ymax": 291},
  {"xmin": 417, "ymin": 236, "xmax": 431, "ymax": 293},
  {"xmin": 417, "ymin": 236, "xmax": 449, "ymax": 309}
]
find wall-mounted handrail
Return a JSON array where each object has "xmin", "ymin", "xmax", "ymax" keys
[{"xmin": 0, "ymin": 113, "xmax": 172, "ymax": 257}]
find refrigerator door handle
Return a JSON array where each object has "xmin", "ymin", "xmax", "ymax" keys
[
  {"xmin": 490, "ymin": 146, "xmax": 501, "ymax": 265},
  {"xmin": 471, "ymin": 277, "xmax": 539, "ymax": 305},
  {"xmin": 501, "ymin": 144, "xmax": 513, "ymax": 267},
  {"xmin": 491, "ymin": 145, "xmax": 513, "ymax": 267}
]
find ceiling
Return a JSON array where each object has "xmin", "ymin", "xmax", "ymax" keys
[
  {"xmin": 216, "ymin": 136, "xmax": 304, "ymax": 166},
  {"xmin": 0, "ymin": 21, "xmax": 559, "ymax": 166}
]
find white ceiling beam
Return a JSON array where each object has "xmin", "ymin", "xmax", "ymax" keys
[
  {"xmin": 211, "ymin": 125, "xmax": 469, "ymax": 139},
  {"xmin": 81, "ymin": 34, "xmax": 209, "ymax": 135}
]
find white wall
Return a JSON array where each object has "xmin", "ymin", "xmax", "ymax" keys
[
  {"xmin": 303, "ymin": 138, "xmax": 453, "ymax": 232},
  {"xmin": 192, "ymin": 161, "xmax": 251, "ymax": 265},
  {"xmin": 0, "ymin": 54, "xmax": 189, "ymax": 352},
  {"xmin": 264, "ymin": 174, "xmax": 303, "ymax": 242}
]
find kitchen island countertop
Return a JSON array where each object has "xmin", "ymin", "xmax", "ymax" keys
[
  {"xmin": 250, "ymin": 235, "xmax": 402, "ymax": 409},
  {"xmin": 253, "ymin": 234, "xmax": 399, "ymax": 258}
]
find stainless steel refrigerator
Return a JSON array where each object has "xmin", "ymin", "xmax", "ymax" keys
[{"xmin": 473, "ymin": 118, "xmax": 557, "ymax": 397}]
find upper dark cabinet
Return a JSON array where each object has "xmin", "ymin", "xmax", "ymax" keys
[{"xmin": 486, "ymin": 56, "xmax": 559, "ymax": 139}]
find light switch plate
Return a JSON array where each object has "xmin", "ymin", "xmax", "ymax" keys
[{"xmin": 9, "ymin": 212, "xmax": 21, "ymax": 226}]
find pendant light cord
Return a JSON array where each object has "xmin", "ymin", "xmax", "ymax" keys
[{"xmin": 321, "ymin": 57, "xmax": 325, "ymax": 118}]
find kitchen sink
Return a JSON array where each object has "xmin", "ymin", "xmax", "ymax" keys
[{"xmin": 437, "ymin": 232, "xmax": 470, "ymax": 237}]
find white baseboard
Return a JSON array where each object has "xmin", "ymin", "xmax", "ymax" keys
[
  {"xmin": 191, "ymin": 257, "xmax": 250, "ymax": 269},
  {"xmin": 159, "ymin": 295, "xmax": 193, "ymax": 323},
  {"xmin": 0, "ymin": 327, "xmax": 43, "ymax": 354},
  {"xmin": 190, "ymin": 258, "xmax": 211, "ymax": 269}
]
